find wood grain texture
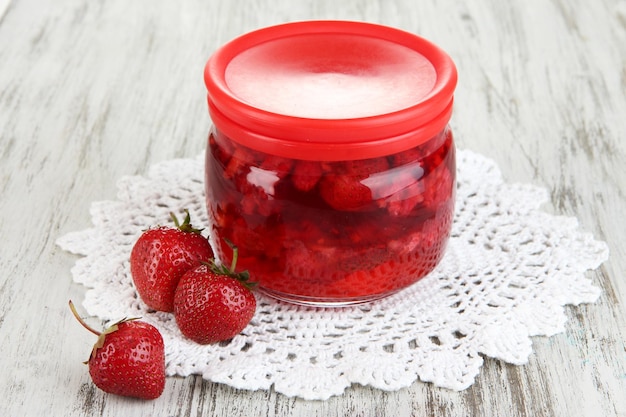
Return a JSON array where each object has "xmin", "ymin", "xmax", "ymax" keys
[{"xmin": 1, "ymin": 0, "xmax": 624, "ymax": 416}]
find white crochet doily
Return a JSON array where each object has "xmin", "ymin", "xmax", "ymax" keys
[{"xmin": 57, "ymin": 149, "xmax": 609, "ymax": 400}]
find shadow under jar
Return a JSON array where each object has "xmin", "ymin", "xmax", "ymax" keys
[{"xmin": 203, "ymin": 21, "xmax": 458, "ymax": 306}]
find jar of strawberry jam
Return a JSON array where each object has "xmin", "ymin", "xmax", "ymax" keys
[{"xmin": 204, "ymin": 21, "xmax": 457, "ymax": 306}]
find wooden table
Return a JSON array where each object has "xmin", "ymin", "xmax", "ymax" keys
[{"xmin": 1, "ymin": 0, "xmax": 625, "ymax": 415}]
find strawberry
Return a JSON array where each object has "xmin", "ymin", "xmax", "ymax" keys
[
  {"xmin": 319, "ymin": 174, "xmax": 373, "ymax": 211},
  {"xmin": 318, "ymin": 157, "xmax": 389, "ymax": 211},
  {"xmin": 173, "ymin": 242, "xmax": 256, "ymax": 344},
  {"xmin": 260, "ymin": 154, "xmax": 294, "ymax": 177},
  {"xmin": 130, "ymin": 210, "xmax": 214, "ymax": 312},
  {"xmin": 69, "ymin": 301, "xmax": 165, "ymax": 400},
  {"xmin": 384, "ymin": 163, "xmax": 426, "ymax": 216},
  {"xmin": 341, "ymin": 157, "xmax": 389, "ymax": 177},
  {"xmin": 224, "ymin": 146, "xmax": 254, "ymax": 179},
  {"xmin": 291, "ymin": 160, "xmax": 323, "ymax": 192}
]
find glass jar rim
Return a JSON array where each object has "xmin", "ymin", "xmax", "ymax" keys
[{"xmin": 204, "ymin": 20, "xmax": 457, "ymax": 160}]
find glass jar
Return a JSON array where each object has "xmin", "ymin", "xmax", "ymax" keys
[{"xmin": 203, "ymin": 21, "xmax": 457, "ymax": 306}]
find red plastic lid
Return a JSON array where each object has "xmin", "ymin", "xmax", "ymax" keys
[{"xmin": 204, "ymin": 21, "xmax": 457, "ymax": 160}]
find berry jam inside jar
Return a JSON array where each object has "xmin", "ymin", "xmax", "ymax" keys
[{"xmin": 204, "ymin": 21, "xmax": 458, "ymax": 306}]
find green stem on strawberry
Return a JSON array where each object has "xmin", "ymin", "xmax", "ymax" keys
[
  {"xmin": 225, "ymin": 238, "xmax": 239, "ymax": 272},
  {"xmin": 69, "ymin": 300, "xmax": 140, "ymax": 362},
  {"xmin": 69, "ymin": 300, "xmax": 101, "ymax": 337},
  {"xmin": 211, "ymin": 239, "xmax": 255, "ymax": 289},
  {"xmin": 170, "ymin": 209, "xmax": 204, "ymax": 234}
]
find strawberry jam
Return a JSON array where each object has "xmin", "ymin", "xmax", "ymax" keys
[{"xmin": 203, "ymin": 21, "xmax": 458, "ymax": 305}]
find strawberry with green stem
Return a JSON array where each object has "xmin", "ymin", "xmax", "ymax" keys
[
  {"xmin": 130, "ymin": 210, "xmax": 214, "ymax": 312},
  {"xmin": 68, "ymin": 301, "xmax": 165, "ymax": 400},
  {"xmin": 173, "ymin": 241, "xmax": 256, "ymax": 344}
]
